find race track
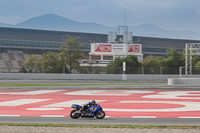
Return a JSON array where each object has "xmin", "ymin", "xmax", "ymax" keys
[
  {"xmin": 0, "ymin": 89, "xmax": 200, "ymax": 118},
  {"xmin": 0, "ymin": 80, "xmax": 200, "ymax": 125}
]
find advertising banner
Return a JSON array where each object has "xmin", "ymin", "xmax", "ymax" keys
[
  {"xmin": 94, "ymin": 44, "xmax": 112, "ymax": 52},
  {"xmin": 113, "ymin": 44, "xmax": 123, "ymax": 52},
  {"xmin": 91, "ymin": 43, "xmax": 142, "ymax": 55},
  {"xmin": 128, "ymin": 45, "xmax": 141, "ymax": 53}
]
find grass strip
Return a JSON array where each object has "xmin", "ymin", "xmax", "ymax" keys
[
  {"xmin": 0, "ymin": 83, "xmax": 166, "ymax": 87},
  {"xmin": 0, "ymin": 123, "xmax": 199, "ymax": 128}
]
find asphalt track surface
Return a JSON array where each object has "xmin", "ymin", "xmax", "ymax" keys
[
  {"xmin": 0, "ymin": 79, "xmax": 167, "ymax": 84},
  {"xmin": 0, "ymin": 80, "xmax": 200, "ymax": 126},
  {"xmin": 0, "ymin": 117, "xmax": 200, "ymax": 126}
]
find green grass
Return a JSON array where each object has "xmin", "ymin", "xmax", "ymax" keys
[
  {"xmin": 0, "ymin": 123, "xmax": 199, "ymax": 128},
  {"xmin": 0, "ymin": 83, "xmax": 166, "ymax": 87}
]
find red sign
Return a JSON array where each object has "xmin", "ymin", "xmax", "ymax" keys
[
  {"xmin": 94, "ymin": 44, "xmax": 112, "ymax": 52},
  {"xmin": 128, "ymin": 45, "xmax": 140, "ymax": 53}
]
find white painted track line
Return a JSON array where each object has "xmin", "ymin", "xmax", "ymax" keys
[
  {"xmin": 179, "ymin": 117, "xmax": 200, "ymax": 118},
  {"xmin": 0, "ymin": 115, "xmax": 20, "ymax": 117},
  {"xmin": 0, "ymin": 99, "xmax": 49, "ymax": 106},
  {"xmin": 26, "ymin": 108, "xmax": 63, "ymax": 111},
  {"xmin": 0, "ymin": 90, "xmax": 64, "ymax": 95},
  {"xmin": 41, "ymin": 115, "xmax": 65, "ymax": 117},
  {"xmin": 132, "ymin": 116, "xmax": 157, "ymax": 118}
]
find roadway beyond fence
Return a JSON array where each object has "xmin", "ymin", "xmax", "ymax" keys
[{"xmin": 0, "ymin": 73, "xmax": 200, "ymax": 81}]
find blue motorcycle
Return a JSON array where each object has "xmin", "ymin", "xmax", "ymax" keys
[{"xmin": 70, "ymin": 104, "xmax": 106, "ymax": 119}]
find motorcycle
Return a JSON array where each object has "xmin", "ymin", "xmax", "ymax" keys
[{"xmin": 70, "ymin": 104, "xmax": 106, "ymax": 119}]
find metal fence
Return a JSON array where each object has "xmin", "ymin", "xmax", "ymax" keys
[
  {"xmin": 2, "ymin": 66, "xmax": 200, "ymax": 75},
  {"xmin": 80, "ymin": 66, "xmax": 200, "ymax": 75},
  {"xmin": 79, "ymin": 66, "xmax": 181, "ymax": 74}
]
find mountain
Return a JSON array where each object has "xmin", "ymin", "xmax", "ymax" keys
[
  {"xmin": 0, "ymin": 13, "xmax": 200, "ymax": 40},
  {"xmin": 0, "ymin": 22, "xmax": 13, "ymax": 27},
  {"xmin": 130, "ymin": 24, "xmax": 200, "ymax": 40},
  {"xmin": 15, "ymin": 13, "xmax": 114, "ymax": 33}
]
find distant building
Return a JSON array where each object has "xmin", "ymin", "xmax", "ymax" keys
[{"xmin": 0, "ymin": 27, "xmax": 200, "ymax": 72}]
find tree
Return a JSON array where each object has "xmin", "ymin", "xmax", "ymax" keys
[
  {"xmin": 142, "ymin": 56, "xmax": 160, "ymax": 74},
  {"xmin": 142, "ymin": 56, "xmax": 158, "ymax": 67},
  {"xmin": 195, "ymin": 61, "xmax": 200, "ymax": 67},
  {"xmin": 156, "ymin": 56, "xmax": 166, "ymax": 67},
  {"xmin": 166, "ymin": 48, "xmax": 184, "ymax": 66},
  {"xmin": 41, "ymin": 52, "xmax": 65, "ymax": 73},
  {"xmin": 122, "ymin": 55, "xmax": 141, "ymax": 74},
  {"xmin": 24, "ymin": 54, "xmax": 41, "ymax": 73},
  {"xmin": 106, "ymin": 57, "xmax": 122, "ymax": 74},
  {"xmin": 60, "ymin": 35, "xmax": 84, "ymax": 73},
  {"xmin": 164, "ymin": 48, "xmax": 184, "ymax": 74},
  {"xmin": 106, "ymin": 55, "xmax": 141, "ymax": 74}
]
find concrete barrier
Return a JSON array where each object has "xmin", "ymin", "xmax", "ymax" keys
[
  {"xmin": 0, "ymin": 73, "xmax": 199, "ymax": 81},
  {"xmin": 168, "ymin": 78, "xmax": 200, "ymax": 85},
  {"xmin": 0, "ymin": 73, "xmax": 179, "ymax": 80},
  {"xmin": 0, "ymin": 73, "xmax": 123, "ymax": 80}
]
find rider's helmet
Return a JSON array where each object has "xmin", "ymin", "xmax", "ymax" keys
[{"xmin": 91, "ymin": 100, "xmax": 96, "ymax": 105}]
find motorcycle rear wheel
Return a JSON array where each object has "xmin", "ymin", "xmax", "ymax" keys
[
  {"xmin": 95, "ymin": 111, "xmax": 105, "ymax": 119},
  {"xmin": 70, "ymin": 110, "xmax": 81, "ymax": 119}
]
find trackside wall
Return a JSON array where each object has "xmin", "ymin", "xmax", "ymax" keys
[
  {"xmin": 168, "ymin": 78, "xmax": 200, "ymax": 85},
  {"xmin": 0, "ymin": 73, "xmax": 199, "ymax": 80}
]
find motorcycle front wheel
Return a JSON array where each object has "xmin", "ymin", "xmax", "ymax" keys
[
  {"xmin": 70, "ymin": 110, "xmax": 81, "ymax": 119},
  {"xmin": 95, "ymin": 111, "xmax": 105, "ymax": 119}
]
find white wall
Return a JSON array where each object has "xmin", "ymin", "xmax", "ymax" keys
[{"xmin": 168, "ymin": 78, "xmax": 200, "ymax": 85}]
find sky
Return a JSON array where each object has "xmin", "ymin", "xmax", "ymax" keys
[{"xmin": 0, "ymin": 0, "xmax": 200, "ymax": 32}]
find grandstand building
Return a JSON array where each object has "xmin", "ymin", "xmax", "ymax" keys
[{"xmin": 0, "ymin": 27, "xmax": 200, "ymax": 72}]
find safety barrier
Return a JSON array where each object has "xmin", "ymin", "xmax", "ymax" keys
[{"xmin": 168, "ymin": 78, "xmax": 200, "ymax": 85}]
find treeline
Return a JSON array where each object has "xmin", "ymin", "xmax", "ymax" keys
[
  {"xmin": 106, "ymin": 48, "xmax": 200, "ymax": 74},
  {"xmin": 22, "ymin": 35, "xmax": 84, "ymax": 73}
]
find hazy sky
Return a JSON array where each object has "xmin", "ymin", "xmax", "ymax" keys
[{"xmin": 0, "ymin": 0, "xmax": 200, "ymax": 32}]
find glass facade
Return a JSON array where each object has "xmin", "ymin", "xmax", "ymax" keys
[
  {"xmin": 0, "ymin": 39, "xmax": 62, "ymax": 48},
  {"xmin": 0, "ymin": 39, "xmax": 91, "ymax": 55},
  {"xmin": 0, "ymin": 39, "xmax": 183, "ymax": 57},
  {"xmin": 143, "ymin": 47, "xmax": 167, "ymax": 53},
  {"xmin": 143, "ymin": 47, "xmax": 183, "ymax": 57}
]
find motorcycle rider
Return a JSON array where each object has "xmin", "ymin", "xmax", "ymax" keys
[
  {"xmin": 81, "ymin": 100, "xmax": 97, "ymax": 116},
  {"xmin": 89, "ymin": 100, "xmax": 97, "ymax": 106},
  {"xmin": 89, "ymin": 100, "xmax": 99, "ymax": 111},
  {"xmin": 83, "ymin": 100, "xmax": 97, "ymax": 108}
]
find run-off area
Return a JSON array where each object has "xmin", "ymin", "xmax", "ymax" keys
[{"xmin": 0, "ymin": 89, "xmax": 200, "ymax": 118}]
